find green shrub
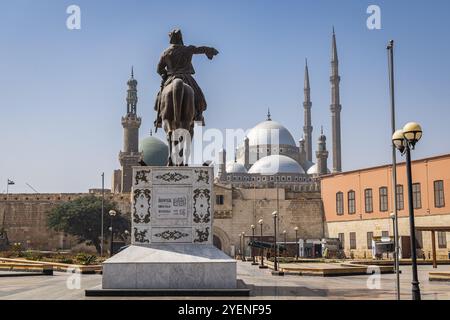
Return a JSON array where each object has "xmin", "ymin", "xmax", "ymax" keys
[{"xmin": 75, "ymin": 253, "xmax": 97, "ymax": 265}]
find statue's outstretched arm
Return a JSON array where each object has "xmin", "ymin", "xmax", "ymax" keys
[{"xmin": 190, "ymin": 46, "xmax": 219, "ymax": 60}]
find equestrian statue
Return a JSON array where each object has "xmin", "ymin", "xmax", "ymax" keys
[{"xmin": 154, "ymin": 29, "xmax": 219, "ymax": 166}]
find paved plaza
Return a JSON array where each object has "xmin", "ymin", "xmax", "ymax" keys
[{"xmin": 0, "ymin": 262, "xmax": 449, "ymax": 300}]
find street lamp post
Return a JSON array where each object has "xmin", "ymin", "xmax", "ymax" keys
[
  {"xmin": 258, "ymin": 219, "xmax": 268, "ymax": 269},
  {"xmin": 294, "ymin": 226, "xmax": 299, "ymax": 260},
  {"xmin": 392, "ymin": 122, "xmax": 423, "ymax": 301},
  {"xmin": 387, "ymin": 39, "xmax": 401, "ymax": 300},
  {"xmin": 271, "ymin": 211, "xmax": 284, "ymax": 276},
  {"xmin": 251, "ymin": 225, "xmax": 258, "ymax": 265},
  {"xmin": 101, "ymin": 173, "xmax": 105, "ymax": 257},
  {"xmin": 272, "ymin": 212, "xmax": 278, "ymax": 271},
  {"xmin": 109, "ymin": 210, "xmax": 117, "ymax": 257},
  {"xmin": 390, "ymin": 212, "xmax": 397, "ymax": 261},
  {"xmin": 283, "ymin": 230, "xmax": 287, "ymax": 258},
  {"xmin": 241, "ymin": 232, "xmax": 246, "ymax": 262}
]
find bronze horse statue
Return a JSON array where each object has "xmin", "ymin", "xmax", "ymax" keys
[{"xmin": 154, "ymin": 29, "xmax": 218, "ymax": 166}]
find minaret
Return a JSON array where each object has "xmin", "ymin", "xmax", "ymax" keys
[
  {"xmin": 316, "ymin": 127, "xmax": 329, "ymax": 176},
  {"xmin": 244, "ymin": 136, "xmax": 250, "ymax": 170},
  {"xmin": 303, "ymin": 59, "xmax": 313, "ymax": 162},
  {"xmin": 119, "ymin": 67, "xmax": 142, "ymax": 193},
  {"xmin": 330, "ymin": 27, "xmax": 342, "ymax": 173},
  {"xmin": 217, "ymin": 149, "xmax": 226, "ymax": 181},
  {"xmin": 299, "ymin": 136, "xmax": 306, "ymax": 165}
]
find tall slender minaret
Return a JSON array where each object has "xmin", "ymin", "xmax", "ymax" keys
[
  {"xmin": 316, "ymin": 127, "xmax": 329, "ymax": 176},
  {"xmin": 119, "ymin": 67, "xmax": 142, "ymax": 193},
  {"xmin": 330, "ymin": 27, "xmax": 342, "ymax": 173},
  {"xmin": 303, "ymin": 59, "xmax": 313, "ymax": 162}
]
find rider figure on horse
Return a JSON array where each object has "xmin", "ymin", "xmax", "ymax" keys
[{"xmin": 154, "ymin": 29, "xmax": 219, "ymax": 129}]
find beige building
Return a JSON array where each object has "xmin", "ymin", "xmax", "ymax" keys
[
  {"xmin": 322, "ymin": 154, "xmax": 450, "ymax": 260},
  {"xmin": 213, "ymin": 184, "xmax": 324, "ymax": 256}
]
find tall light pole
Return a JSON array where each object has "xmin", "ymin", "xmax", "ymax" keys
[
  {"xmin": 101, "ymin": 173, "xmax": 105, "ymax": 257},
  {"xmin": 387, "ymin": 40, "xmax": 401, "ymax": 300},
  {"xmin": 393, "ymin": 122, "xmax": 423, "ymax": 301},
  {"xmin": 271, "ymin": 211, "xmax": 283, "ymax": 276},
  {"xmin": 258, "ymin": 219, "xmax": 268, "ymax": 269},
  {"xmin": 241, "ymin": 232, "xmax": 246, "ymax": 262},
  {"xmin": 283, "ymin": 230, "xmax": 287, "ymax": 258},
  {"xmin": 294, "ymin": 226, "xmax": 299, "ymax": 260},
  {"xmin": 251, "ymin": 225, "xmax": 258, "ymax": 265},
  {"xmin": 109, "ymin": 209, "xmax": 117, "ymax": 257}
]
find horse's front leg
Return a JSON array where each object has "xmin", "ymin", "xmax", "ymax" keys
[{"xmin": 167, "ymin": 131, "xmax": 174, "ymax": 166}]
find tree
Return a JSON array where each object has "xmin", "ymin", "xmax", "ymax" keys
[{"xmin": 47, "ymin": 195, "xmax": 130, "ymax": 254}]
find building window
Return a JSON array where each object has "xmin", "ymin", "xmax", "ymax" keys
[
  {"xmin": 434, "ymin": 180, "xmax": 445, "ymax": 208},
  {"xmin": 216, "ymin": 195, "xmax": 224, "ymax": 205},
  {"xmin": 350, "ymin": 232, "xmax": 356, "ymax": 250},
  {"xmin": 364, "ymin": 189, "xmax": 373, "ymax": 213},
  {"xmin": 336, "ymin": 192, "xmax": 344, "ymax": 215},
  {"xmin": 415, "ymin": 230, "xmax": 423, "ymax": 249},
  {"xmin": 367, "ymin": 232, "xmax": 374, "ymax": 249},
  {"xmin": 338, "ymin": 233, "xmax": 345, "ymax": 249},
  {"xmin": 379, "ymin": 187, "xmax": 388, "ymax": 212},
  {"xmin": 382, "ymin": 231, "xmax": 389, "ymax": 238},
  {"xmin": 438, "ymin": 232, "xmax": 447, "ymax": 249},
  {"xmin": 348, "ymin": 190, "xmax": 356, "ymax": 214},
  {"xmin": 412, "ymin": 183, "xmax": 422, "ymax": 209},
  {"xmin": 396, "ymin": 185, "xmax": 404, "ymax": 210}
]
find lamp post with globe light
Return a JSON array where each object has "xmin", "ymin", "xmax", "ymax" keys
[
  {"xmin": 271, "ymin": 211, "xmax": 284, "ymax": 276},
  {"xmin": 258, "ymin": 219, "xmax": 268, "ymax": 269},
  {"xmin": 392, "ymin": 122, "xmax": 423, "ymax": 301},
  {"xmin": 241, "ymin": 232, "xmax": 246, "ymax": 262},
  {"xmin": 251, "ymin": 225, "xmax": 258, "ymax": 265},
  {"xmin": 294, "ymin": 226, "xmax": 299, "ymax": 260},
  {"xmin": 109, "ymin": 210, "xmax": 117, "ymax": 257}
]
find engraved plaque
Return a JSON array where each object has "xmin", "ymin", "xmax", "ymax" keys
[{"xmin": 131, "ymin": 166, "xmax": 213, "ymax": 245}]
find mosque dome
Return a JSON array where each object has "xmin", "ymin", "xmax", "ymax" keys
[
  {"xmin": 249, "ymin": 155, "xmax": 305, "ymax": 175},
  {"xmin": 247, "ymin": 120, "xmax": 297, "ymax": 147},
  {"xmin": 307, "ymin": 163, "xmax": 331, "ymax": 175},
  {"xmin": 226, "ymin": 161, "xmax": 247, "ymax": 174},
  {"xmin": 301, "ymin": 159, "xmax": 315, "ymax": 172},
  {"xmin": 139, "ymin": 134, "xmax": 169, "ymax": 166}
]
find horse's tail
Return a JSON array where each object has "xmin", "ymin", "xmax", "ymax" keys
[{"xmin": 172, "ymin": 78, "xmax": 184, "ymax": 124}]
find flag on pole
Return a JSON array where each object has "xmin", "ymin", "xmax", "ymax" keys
[{"xmin": 7, "ymin": 179, "xmax": 15, "ymax": 185}]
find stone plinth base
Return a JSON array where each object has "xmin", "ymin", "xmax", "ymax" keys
[{"xmin": 102, "ymin": 245, "xmax": 237, "ymax": 290}]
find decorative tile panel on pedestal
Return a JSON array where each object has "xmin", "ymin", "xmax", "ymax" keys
[{"xmin": 131, "ymin": 166, "xmax": 214, "ymax": 245}]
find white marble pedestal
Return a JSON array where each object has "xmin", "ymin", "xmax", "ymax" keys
[
  {"xmin": 102, "ymin": 244, "xmax": 237, "ymax": 289},
  {"xmin": 99, "ymin": 166, "xmax": 238, "ymax": 292}
]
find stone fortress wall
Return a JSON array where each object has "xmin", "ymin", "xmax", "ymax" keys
[
  {"xmin": 0, "ymin": 186, "xmax": 325, "ymax": 255},
  {"xmin": 0, "ymin": 192, "xmax": 131, "ymax": 251}
]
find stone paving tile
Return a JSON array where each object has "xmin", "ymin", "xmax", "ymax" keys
[{"xmin": 0, "ymin": 262, "xmax": 449, "ymax": 300}]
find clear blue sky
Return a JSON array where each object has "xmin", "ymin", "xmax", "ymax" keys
[{"xmin": 1, "ymin": 0, "xmax": 449, "ymax": 193}]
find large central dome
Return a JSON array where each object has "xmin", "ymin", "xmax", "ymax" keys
[{"xmin": 247, "ymin": 120, "xmax": 296, "ymax": 147}]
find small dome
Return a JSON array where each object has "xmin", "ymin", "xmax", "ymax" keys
[
  {"xmin": 249, "ymin": 155, "xmax": 305, "ymax": 175},
  {"xmin": 307, "ymin": 163, "xmax": 331, "ymax": 175},
  {"xmin": 139, "ymin": 135, "xmax": 169, "ymax": 166},
  {"xmin": 301, "ymin": 159, "xmax": 315, "ymax": 172},
  {"xmin": 247, "ymin": 120, "xmax": 296, "ymax": 147},
  {"xmin": 226, "ymin": 161, "xmax": 247, "ymax": 174}
]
